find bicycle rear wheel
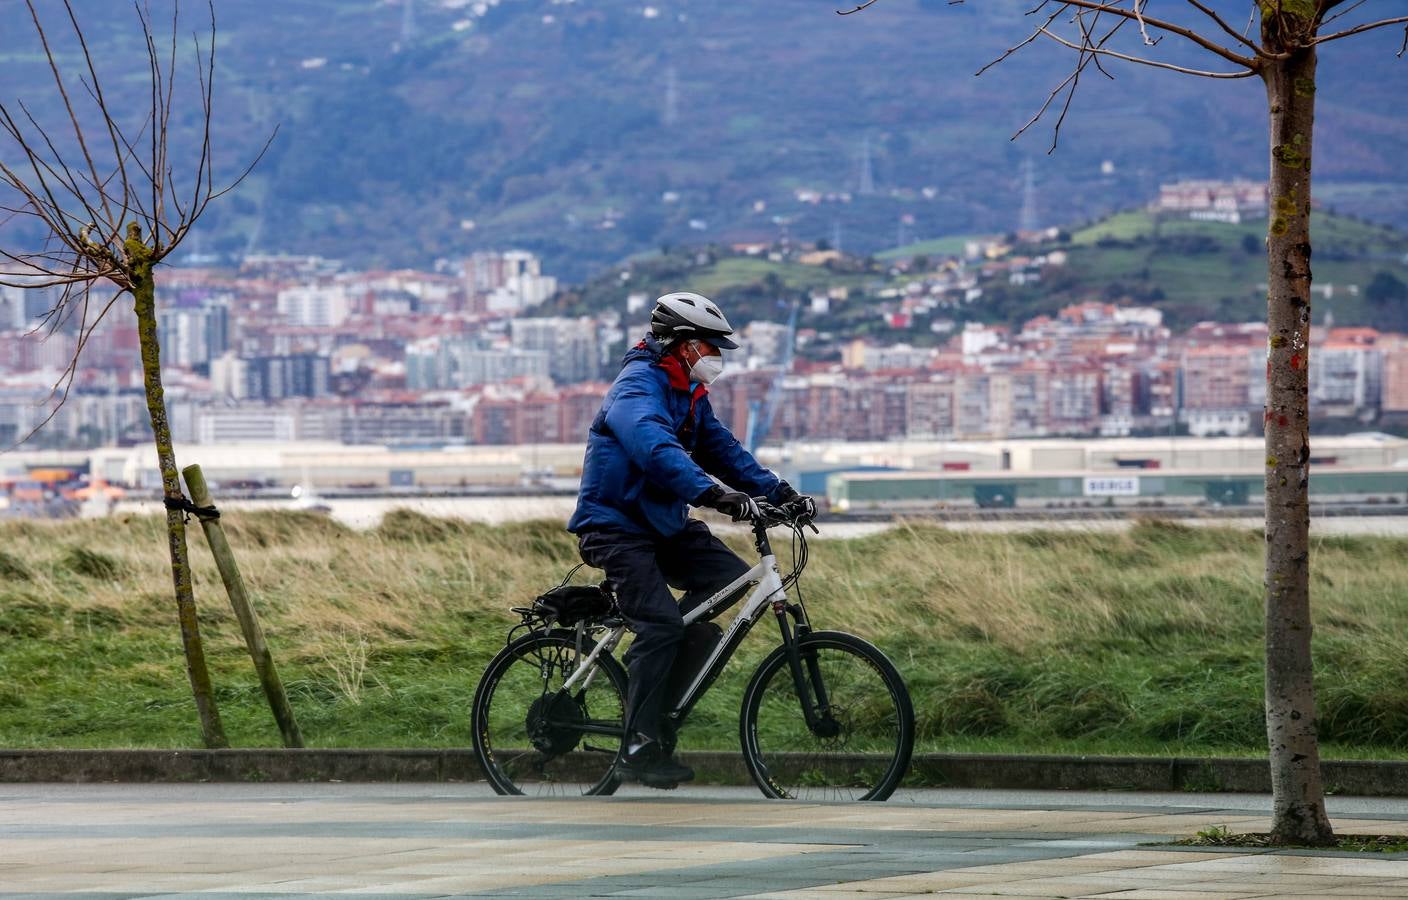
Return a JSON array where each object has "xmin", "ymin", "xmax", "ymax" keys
[
  {"xmin": 472, "ymin": 631, "xmax": 627, "ymax": 796},
  {"xmin": 740, "ymin": 630, "xmax": 914, "ymax": 801}
]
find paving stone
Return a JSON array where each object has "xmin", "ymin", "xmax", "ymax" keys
[
  {"xmin": 1092, "ymin": 891, "xmax": 1275, "ymax": 899},
  {"xmin": 10, "ymin": 786, "xmax": 1408, "ymax": 898}
]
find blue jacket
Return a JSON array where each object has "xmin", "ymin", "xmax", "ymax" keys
[{"xmin": 569, "ymin": 336, "xmax": 783, "ymax": 537}]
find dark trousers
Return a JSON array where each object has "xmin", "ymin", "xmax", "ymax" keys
[{"xmin": 577, "ymin": 520, "xmax": 750, "ymax": 744}]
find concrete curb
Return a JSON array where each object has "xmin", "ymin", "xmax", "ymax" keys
[
  {"xmin": 4, "ymin": 749, "xmax": 1408, "ymax": 796},
  {"xmin": 907, "ymin": 754, "xmax": 1408, "ymax": 796}
]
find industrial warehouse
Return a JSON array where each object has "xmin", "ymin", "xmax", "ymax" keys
[
  {"xmin": 6, "ymin": 434, "xmax": 1407, "ymax": 518},
  {"xmin": 813, "ymin": 433, "xmax": 1408, "ymax": 511}
]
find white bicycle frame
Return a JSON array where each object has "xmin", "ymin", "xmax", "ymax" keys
[{"xmin": 558, "ymin": 550, "xmax": 789, "ymax": 718}]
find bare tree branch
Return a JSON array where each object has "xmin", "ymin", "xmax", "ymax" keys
[
  {"xmin": 61, "ymin": 0, "xmax": 135, "ymax": 234},
  {"xmin": 1036, "ymin": 0, "xmax": 1259, "ymax": 69},
  {"xmin": 1182, "ymin": 0, "xmax": 1283, "ymax": 58},
  {"xmin": 1037, "ymin": 25, "xmax": 1259, "ymax": 78},
  {"xmin": 1028, "ymin": 10, "xmax": 1134, "ymax": 149},
  {"xmin": 23, "ymin": 1, "xmax": 121, "ymax": 232},
  {"xmin": 1319, "ymin": 0, "xmax": 1367, "ymax": 29},
  {"xmin": 10, "ymin": 102, "xmax": 110, "ymax": 234},
  {"xmin": 1080, "ymin": 5, "xmax": 1124, "ymax": 78},
  {"xmin": 156, "ymin": 0, "xmax": 183, "ymax": 251},
  {"xmin": 137, "ymin": 3, "xmax": 165, "ymax": 253},
  {"xmin": 977, "ymin": 6, "xmax": 1065, "ymax": 76},
  {"xmin": 1311, "ymin": 15, "xmax": 1408, "ymax": 46},
  {"xmin": 0, "ymin": 0, "xmax": 271, "ymax": 448},
  {"xmin": 836, "ymin": 0, "xmax": 883, "ymax": 15},
  {"xmin": 184, "ymin": 3, "xmax": 223, "ymax": 231},
  {"xmin": 8, "ymin": 287, "xmax": 126, "ymax": 452},
  {"xmin": 200, "ymin": 127, "xmax": 278, "ymax": 204},
  {"xmin": 1130, "ymin": 0, "xmax": 1159, "ymax": 46},
  {"xmin": 105, "ymin": 112, "xmax": 163, "ymax": 220},
  {"xmin": 0, "ymin": 146, "xmax": 94, "ymax": 262},
  {"xmin": 979, "ymin": 3, "xmax": 1135, "ymax": 151}
]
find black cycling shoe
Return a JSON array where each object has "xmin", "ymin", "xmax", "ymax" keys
[{"xmin": 615, "ymin": 741, "xmax": 695, "ymax": 790}]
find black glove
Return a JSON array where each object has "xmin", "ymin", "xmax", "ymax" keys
[
  {"xmin": 695, "ymin": 485, "xmax": 760, "ymax": 522},
  {"xmin": 774, "ymin": 482, "xmax": 817, "ymax": 520}
]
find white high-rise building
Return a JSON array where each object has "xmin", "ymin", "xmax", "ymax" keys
[
  {"xmin": 742, "ymin": 321, "xmax": 791, "ymax": 368},
  {"xmin": 458, "ymin": 348, "xmax": 550, "ymax": 386},
  {"xmin": 1313, "ymin": 341, "xmax": 1383, "ymax": 414},
  {"xmin": 277, "ymin": 283, "xmax": 351, "ymax": 327},
  {"xmin": 510, "ymin": 317, "xmax": 598, "ymax": 383},
  {"xmin": 467, "ymin": 250, "xmax": 557, "ymax": 314},
  {"xmin": 155, "ymin": 299, "xmax": 229, "ymax": 369},
  {"xmin": 209, "ymin": 353, "xmax": 246, "ymax": 398}
]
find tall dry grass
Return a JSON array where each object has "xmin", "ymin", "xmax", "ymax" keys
[{"xmin": 3, "ymin": 511, "xmax": 1408, "ymax": 753}]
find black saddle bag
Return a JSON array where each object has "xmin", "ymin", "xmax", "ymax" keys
[{"xmin": 533, "ymin": 584, "xmax": 613, "ymax": 626}]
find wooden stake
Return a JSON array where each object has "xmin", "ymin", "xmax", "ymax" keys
[{"xmin": 182, "ymin": 464, "xmax": 305, "ymax": 748}]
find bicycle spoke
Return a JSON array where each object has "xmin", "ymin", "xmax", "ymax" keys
[
  {"xmin": 742, "ymin": 633, "xmax": 913, "ymax": 801},
  {"xmin": 473, "ymin": 634, "xmax": 626, "ymax": 796}
]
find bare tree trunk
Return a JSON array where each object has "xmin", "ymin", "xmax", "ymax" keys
[
  {"xmin": 128, "ymin": 230, "xmax": 229, "ymax": 750},
  {"xmin": 1261, "ymin": 44, "xmax": 1332, "ymax": 846}
]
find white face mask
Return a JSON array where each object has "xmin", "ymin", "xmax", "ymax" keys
[
  {"xmin": 687, "ymin": 343, "xmax": 725, "ymax": 385},
  {"xmin": 691, "ymin": 355, "xmax": 724, "ymax": 384}
]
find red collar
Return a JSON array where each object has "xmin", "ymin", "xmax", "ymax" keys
[
  {"xmin": 643, "ymin": 341, "xmax": 709, "ymax": 399},
  {"xmin": 657, "ymin": 353, "xmax": 695, "ymax": 393},
  {"xmin": 661, "ymin": 353, "xmax": 709, "ymax": 418}
]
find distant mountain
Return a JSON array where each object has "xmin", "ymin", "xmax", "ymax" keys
[{"xmin": 3, "ymin": 0, "xmax": 1406, "ymax": 280}]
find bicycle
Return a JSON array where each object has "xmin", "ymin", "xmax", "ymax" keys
[{"xmin": 470, "ymin": 498, "xmax": 915, "ymax": 801}]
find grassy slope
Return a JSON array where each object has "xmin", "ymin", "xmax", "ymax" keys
[
  {"xmin": 686, "ymin": 258, "xmax": 864, "ymax": 296},
  {"xmin": 557, "ymin": 210, "xmax": 1408, "ymax": 335},
  {"xmin": 878, "ymin": 236, "xmax": 979, "ymax": 261},
  {"xmin": 1065, "ymin": 210, "xmax": 1408, "ymax": 324},
  {"xmin": 4, "ymin": 512, "xmax": 1408, "ymax": 760}
]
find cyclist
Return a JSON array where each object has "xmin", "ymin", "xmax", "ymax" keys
[{"xmin": 568, "ymin": 291, "xmax": 812, "ymax": 789}]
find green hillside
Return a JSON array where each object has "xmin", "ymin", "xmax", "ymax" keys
[
  {"xmin": 1058, "ymin": 210, "xmax": 1408, "ymax": 328},
  {"xmin": 878, "ymin": 235, "xmax": 978, "ymax": 261},
  {"xmin": 550, "ymin": 209, "xmax": 1408, "ymax": 338}
]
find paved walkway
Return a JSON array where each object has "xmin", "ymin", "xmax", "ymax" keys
[{"xmin": 4, "ymin": 784, "xmax": 1408, "ymax": 898}]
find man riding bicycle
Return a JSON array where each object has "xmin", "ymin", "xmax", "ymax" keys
[{"xmin": 568, "ymin": 291, "xmax": 813, "ymax": 789}]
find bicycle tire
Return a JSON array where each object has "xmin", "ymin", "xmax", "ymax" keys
[
  {"xmin": 472, "ymin": 630, "xmax": 628, "ymax": 796},
  {"xmin": 739, "ymin": 630, "xmax": 914, "ymax": 801}
]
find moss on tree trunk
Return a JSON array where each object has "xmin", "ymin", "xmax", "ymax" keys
[{"xmin": 127, "ymin": 227, "xmax": 228, "ymax": 750}]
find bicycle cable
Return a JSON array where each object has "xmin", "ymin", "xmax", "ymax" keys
[{"xmin": 786, "ymin": 517, "xmax": 811, "ymax": 622}]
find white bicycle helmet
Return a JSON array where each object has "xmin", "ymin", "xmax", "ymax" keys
[{"xmin": 649, "ymin": 291, "xmax": 738, "ymax": 349}]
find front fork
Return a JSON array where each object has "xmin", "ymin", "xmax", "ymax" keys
[{"xmin": 773, "ymin": 598, "xmax": 837, "ymax": 736}]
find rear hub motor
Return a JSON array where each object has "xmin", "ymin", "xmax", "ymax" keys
[{"xmin": 526, "ymin": 691, "xmax": 585, "ymax": 756}]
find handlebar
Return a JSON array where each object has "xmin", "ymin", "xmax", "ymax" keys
[
  {"xmin": 750, "ymin": 497, "xmax": 818, "ymax": 590},
  {"xmin": 751, "ymin": 497, "xmax": 820, "ymax": 533}
]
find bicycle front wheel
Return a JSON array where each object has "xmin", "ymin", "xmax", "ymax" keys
[
  {"xmin": 740, "ymin": 630, "xmax": 914, "ymax": 801},
  {"xmin": 472, "ymin": 631, "xmax": 627, "ymax": 796}
]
